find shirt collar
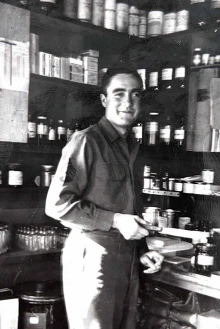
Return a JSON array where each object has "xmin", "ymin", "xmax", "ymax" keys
[{"xmin": 98, "ymin": 116, "xmax": 121, "ymax": 143}]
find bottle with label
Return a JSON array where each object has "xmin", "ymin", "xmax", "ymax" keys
[
  {"xmin": 195, "ymin": 243, "xmax": 217, "ymax": 276},
  {"xmin": 132, "ymin": 123, "xmax": 143, "ymax": 144},
  {"xmin": 147, "ymin": 71, "xmax": 160, "ymax": 91},
  {"xmin": 174, "ymin": 65, "xmax": 186, "ymax": 89},
  {"xmin": 138, "ymin": 5, "xmax": 148, "ymax": 38},
  {"xmin": 116, "ymin": 0, "xmax": 129, "ymax": 33},
  {"xmin": 192, "ymin": 47, "xmax": 202, "ymax": 66},
  {"xmin": 144, "ymin": 117, "xmax": 159, "ymax": 147},
  {"xmin": 173, "ymin": 125, "xmax": 185, "ymax": 152},
  {"xmin": 63, "ymin": 0, "xmax": 77, "ymax": 19},
  {"xmin": 128, "ymin": 2, "xmax": 139, "ymax": 36},
  {"xmin": 176, "ymin": 0, "xmax": 190, "ymax": 32},
  {"xmin": 28, "ymin": 114, "xmax": 37, "ymax": 141},
  {"xmin": 159, "ymin": 116, "xmax": 172, "ymax": 152},
  {"xmin": 77, "ymin": 0, "xmax": 92, "ymax": 22},
  {"xmin": 92, "ymin": 0, "xmax": 105, "ymax": 26},
  {"xmin": 57, "ymin": 120, "xmax": 67, "ymax": 143},
  {"xmin": 37, "ymin": 116, "xmax": 48, "ymax": 143},
  {"xmin": 160, "ymin": 62, "xmax": 173, "ymax": 90},
  {"xmin": 211, "ymin": 0, "xmax": 220, "ymax": 24},
  {"xmin": 39, "ymin": 0, "xmax": 56, "ymax": 15},
  {"xmin": 48, "ymin": 119, "xmax": 56, "ymax": 143},
  {"xmin": 189, "ymin": 0, "xmax": 211, "ymax": 28},
  {"xmin": 162, "ymin": 1, "xmax": 177, "ymax": 35},
  {"xmin": 147, "ymin": 0, "xmax": 164, "ymax": 36},
  {"xmin": 8, "ymin": 163, "xmax": 23, "ymax": 188},
  {"xmin": 104, "ymin": 0, "xmax": 116, "ymax": 29}
]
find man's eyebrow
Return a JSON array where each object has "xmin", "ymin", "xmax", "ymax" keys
[{"xmin": 112, "ymin": 88, "xmax": 142, "ymax": 93}]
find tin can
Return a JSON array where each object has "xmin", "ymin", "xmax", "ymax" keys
[
  {"xmin": 77, "ymin": 0, "xmax": 92, "ymax": 22},
  {"xmin": 92, "ymin": 0, "xmax": 104, "ymax": 26},
  {"xmin": 147, "ymin": 10, "xmax": 163, "ymax": 36},
  {"xmin": 183, "ymin": 182, "xmax": 194, "ymax": 193},
  {"xmin": 162, "ymin": 12, "xmax": 176, "ymax": 34},
  {"xmin": 104, "ymin": 0, "xmax": 116, "ymax": 10},
  {"xmin": 116, "ymin": 3, "xmax": 129, "ymax": 32},
  {"xmin": 174, "ymin": 179, "xmax": 183, "ymax": 192},
  {"xmin": 8, "ymin": 163, "xmax": 23, "ymax": 187},
  {"xmin": 143, "ymin": 207, "xmax": 160, "ymax": 226},
  {"xmin": 158, "ymin": 215, "xmax": 168, "ymax": 228},
  {"xmin": 104, "ymin": 9, "xmax": 116, "ymax": 29},
  {"xmin": 143, "ymin": 177, "xmax": 152, "ymax": 189},
  {"xmin": 168, "ymin": 178, "xmax": 175, "ymax": 191},
  {"xmin": 139, "ymin": 9, "xmax": 147, "ymax": 38},
  {"xmin": 164, "ymin": 209, "xmax": 175, "ymax": 228},
  {"xmin": 176, "ymin": 9, "xmax": 189, "ymax": 32},
  {"xmin": 202, "ymin": 169, "xmax": 214, "ymax": 184}
]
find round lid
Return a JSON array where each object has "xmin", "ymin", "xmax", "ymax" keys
[
  {"xmin": 41, "ymin": 165, "xmax": 54, "ymax": 171},
  {"xmin": 16, "ymin": 281, "xmax": 63, "ymax": 302}
]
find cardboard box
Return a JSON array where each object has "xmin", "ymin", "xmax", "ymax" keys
[
  {"xmin": 30, "ymin": 33, "xmax": 39, "ymax": 74},
  {"xmin": 84, "ymin": 70, "xmax": 98, "ymax": 85},
  {"xmin": 39, "ymin": 52, "xmax": 52, "ymax": 77},
  {"xmin": 0, "ymin": 39, "xmax": 12, "ymax": 88},
  {"xmin": 70, "ymin": 72, "xmax": 83, "ymax": 83},
  {"xmin": 60, "ymin": 57, "xmax": 70, "ymax": 80},
  {"xmin": 69, "ymin": 57, "xmax": 83, "ymax": 74},
  {"xmin": 83, "ymin": 56, "xmax": 98, "ymax": 71},
  {"xmin": 51, "ymin": 55, "xmax": 61, "ymax": 78}
]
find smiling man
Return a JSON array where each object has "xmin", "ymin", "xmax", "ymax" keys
[{"xmin": 45, "ymin": 67, "xmax": 164, "ymax": 329}]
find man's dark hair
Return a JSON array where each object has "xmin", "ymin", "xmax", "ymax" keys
[{"xmin": 101, "ymin": 67, "xmax": 143, "ymax": 95}]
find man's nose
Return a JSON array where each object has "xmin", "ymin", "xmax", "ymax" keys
[{"xmin": 123, "ymin": 93, "xmax": 133, "ymax": 105}]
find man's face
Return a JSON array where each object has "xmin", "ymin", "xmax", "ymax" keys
[{"xmin": 100, "ymin": 73, "xmax": 142, "ymax": 129}]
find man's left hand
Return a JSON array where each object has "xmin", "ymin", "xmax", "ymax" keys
[{"xmin": 140, "ymin": 251, "xmax": 164, "ymax": 274}]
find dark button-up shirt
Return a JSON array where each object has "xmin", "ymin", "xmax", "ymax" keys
[{"xmin": 45, "ymin": 116, "xmax": 140, "ymax": 231}]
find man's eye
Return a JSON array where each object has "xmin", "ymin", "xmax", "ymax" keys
[
  {"xmin": 133, "ymin": 91, "xmax": 141, "ymax": 98},
  {"xmin": 114, "ymin": 93, "xmax": 124, "ymax": 98}
]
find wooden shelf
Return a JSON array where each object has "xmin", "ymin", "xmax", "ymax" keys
[
  {"xmin": 148, "ymin": 267, "xmax": 220, "ymax": 299},
  {"xmin": 12, "ymin": 140, "xmax": 63, "ymax": 155},
  {"xmin": 142, "ymin": 189, "xmax": 180, "ymax": 197}
]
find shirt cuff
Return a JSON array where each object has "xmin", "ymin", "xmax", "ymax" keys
[{"xmin": 93, "ymin": 208, "xmax": 115, "ymax": 231}]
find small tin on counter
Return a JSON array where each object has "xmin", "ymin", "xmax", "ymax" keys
[
  {"xmin": 163, "ymin": 209, "xmax": 175, "ymax": 228},
  {"xmin": 193, "ymin": 182, "xmax": 206, "ymax": 194},
  {"xmin": 183, "ymin": 182, "xmax": 194, "ymax": 194},
  {"xmin": 178, "ymin": 216, "xmax": 191, "ymax": 229},
  {"xmin": 142, "ymin": 207, "xmax": 160, "ymax": 226},
  {"xmin": 158, "ymin": 215, "xmax": 168, "ymax": 228},
  {"xmin": 202, "ymin": 169, "xmax": 214, "ymax": 184},
  {"xmin": 168, "ymin": 178, "xmax": 175, "ymax": 191},
  {"xmin": 174, "ymin": 179, "xmax": 183, "ymax": 192}
]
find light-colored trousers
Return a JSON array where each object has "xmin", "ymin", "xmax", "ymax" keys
[{"xmin": 62, "ymin": 229, "xmax": 139, "ymax": 329}]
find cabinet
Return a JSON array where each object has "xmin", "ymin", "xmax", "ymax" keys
[{"xmin": 0, "ymin": 0, "xmax": 220, "ymax": 299}]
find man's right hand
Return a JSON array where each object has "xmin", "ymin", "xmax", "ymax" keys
[{"xmin": 112, "ymin": 213, "xmax": 149, "ymax": 240}]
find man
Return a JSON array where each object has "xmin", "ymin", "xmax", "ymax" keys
[{"xmin": 45, "ymin": 67, "xmax": 164, "ymax": 329}]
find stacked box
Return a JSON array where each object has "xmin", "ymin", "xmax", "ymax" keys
[
  {"xmin": 51, "ymin": 55, "xmax": 61, "ymax": 78},
  {"xmin": 81, "ymin": 49, "xmax": 99, "ymax": 85},
  {"xmin": 0, "ymin": 39, "xmax": 12, "ymax": 88},
  {"xmin": 30, "ymin": 33, "xmax": 39, "ymax": 74},
  {"xmin": 39, "ymin": 52, "xmax": 52, "ymax": 77},
  {"xmin": 61, "ymin": 57, "xmax": 70, "ymax": 80},
  {"xmin": 11, "ymin": 41, "xmax": 29, "ymax": 92},
  {"xmin": 69, "ymin": 57, "xmax": 83, "ymax": 83}
]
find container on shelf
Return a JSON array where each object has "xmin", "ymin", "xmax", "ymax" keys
[
  {"xmin": 40, "ymin": 165, "xmax": 55, "ymax": 187},
  {"xmin": 202, "ymin": 169, "xmax": 214, "ymax": 184},
  {"xmin": 194, "ymin": 243, "xmax": 217, "ymax": 276},
  {"xmin": 8, "ymin": 163, "xmax": 23, "ymax": 187},
  {"xmin": 37, "ymin": 116, "xmax": 48, "ymax": 142},
  {"xmin": 116, "ymin": 1, "xmax": 129, "ymax": 32},
  {"xmin": 92, "ymin": 0, "xmax": 105, "ymax": 26},
  {"xmin": 138, "ymin": 9, "xmax": 147, "ymax": 38},
  {"xmin": 162, "ymin": 12, "xmax": 176, "ymax": 34},
  {"xmin": 77, "ymin": 0, "xmax": 92, "ymax": 22},
  {"xmin": 128, "ymin": 5, "xmax": 139, "ymax": 36}
]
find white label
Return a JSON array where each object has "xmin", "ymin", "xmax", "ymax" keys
[
  {"xmin": 105, "ymin": 0, "xmax": 116, "ymax": 10},
  {"xmin": 40, "ymin": 0, "xmax": 55, "ymax": 3},
  {"xmin": 77, "ymin": 0, "xmax": 92, "ymax": 21},
  {"xmin": 160, "ymin": 128, "xmax": 171, "ymax": 139},
  {"xmin": 92, "ymin": 0, "xmax": 104, "ymax": 26},
  {"xmin": 128, "ymin": 25, "xmax": 139, "ymax": 36},
  {"xmin": 37, "ymin": 123, "xmax": 48, "ymax": 135},
  {"xmin": 174, "ymin": 181, "xmax": 183, "ymax": 192},
  {"xmin": 132, "ymin": 125, "xmax": 143, "ymax": 139},
  {"xmin": 174, "ymin": 129, "xmax": 185, "ymax": 140},
  {"xmin": 58, "ymin": 127, "xmax": 66, "ymax": 135},
  {"xmin": 30, "ymin": 317, "xmax": 39, "ymax": 324},
  {"xmin": 104, "ymin": 9, "xmax": 116, "ymax": 29},
  {"xmin": 149, "ymin": 72, "xmax": 158, "ymax": 87},
  {"xmin": 176, "ymin": 10, "xmax": 189, "ymax": 31},
  {"xmin": 28, "ymin": 122, "xmax": 36, "ymax": 138},
  {"xmin": 191, "ymin": 0, "xmax": 205, "ymax": 3},
  {"xmin": 197, "ymin": 255, "xmax": 214, "ymax": 266},
  {"xmin": 202, "ymin": 53, "xmax": 210, "ymax": 65},
  {"xmin": 163, "ymin": 13, "xmax": 176, "ymax": 34},
  {"xmin": 116, "ymin": 4, "xmax": 129, "ymax": 32},
  {"xmin": 212, "ymin": 0, "xmax": 220, "ymax": 8},
  {"xmin": 175, "ymin": 66, "xmax": 186, "ymax": 79},
  {"xmin": 202, "ymin": 170, "xmax": 214, "ymax": 183},
  {"xmin": 162, "ymin": 68, "xmax": 173, "ymax": 81},
  {"xmin": 147, "ymin": 11, "xmax": 163, "ymax": 36},
  {"xmin": 48, "ymin": 128, "xmax": 56, "ymax": 140},
  {"xmin": 8, "ymin": 171, "xmax": 23, "ymax": 186}
]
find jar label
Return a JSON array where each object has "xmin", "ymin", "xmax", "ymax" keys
[
  {"xmin": 105, "ymin": 0, "xmax": 116, "ymax": 10},
  {"xmin": 176, "ymin": 10, "xmax": 189, "ymax": 31},
  {"xmin": 147, "ymin": 11, "xmax": 163, "ymax": 36},
  {"xmin": 104, "ymin": 9, "xmax": 116, "ymax": 29},
  {"xmin": 28, "ymin": 122, "xmax": 36, "ymax": 138},
  {"xmin": 37, "ymin": 123, "xmax": 48, "ymax": 135},
  {"xmin": 191, "ymin": 0, "xmax": 205, "ymax": 3},
  {"xmin": 149, "ymin": 72, "xmax": 158, "ymax": 87},
  {"xmin": 8, "ymin": 171, "xmax": 23, "ymax": 186},
  {"xmin": 92, "ymin": 0, "xmax": 104, "ymax": 26},
  {"xmin": 160, "ymin": 128, "xmax": 171, "ymax": 139},
  {"xmin": 24, "ymin": 312, "xmax": 47, "ymax": 329},
  {"xmin": 132, "ymin": 125, "xmax": 143, "ymax": 139},
  {"xmin": 163, "ymin": 13, "xmax": 177, "ymax": 34},
  {"xmin": 212, "ymin": 0, "xmax": 220, "ymax": 9},
  {"xmin": 78, "ymin": 0, "xmax": 92, "ymax": 21},
  {"xmin": 116, "ymin": 4, "xmax": 129, "ymax": 32},
  {"xmin": 162, "ymin": 68, "xmax": 173, "ymax": 81},
  {"xmin": 174, "ymin": 129, "xmax": 185, "ymax": 140},
  {"xmin": 197, "ymin": 255, "xmax": 214, "ymax": 266},
  {"xmin": 58, "ymin": 127, "xmax": 66, "ymax": 135},
  {"xmin": 48, "ymin": 128, "xmax": 56, "ymax": 141},
  {"xmin": 175, "ymin": 67, "xmax": 186, "ymax": 79}
]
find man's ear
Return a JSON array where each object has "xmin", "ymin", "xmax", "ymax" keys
[{"xmin": 100, "ymin": 94, "xmax": 106, "ymax": 107}]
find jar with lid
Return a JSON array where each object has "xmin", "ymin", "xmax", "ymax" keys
[
  {"xmin": 8, "ymin": 163, "xmax": 23, "ymax": 187},
  {"xmin": 201, "ymin": 48, "xmax": 210, "ymax": 65},
  {"xmin": 192, "ymin": 48, "xmax": 202, "ymax": 66},
  {"xmin": 28, "ymin": 114, "xmax": 36, "ymax": 140},
  {"xmin": 176, "ymin": 0, "xmax": 190, "ymax": 32},
  {"xmin": 47, "ymin": 119, "xmax": 56, "ymax": 143},
  {"xmin": 132, "ymin": 122, "xmax": 143, "ymax": 144},
  {"xmin": 159, "ymin": 116, "xmax": 171, "ymax": 148},
  {"xmin": 147, "ymin": 71, "xmax": 160, "ymax": 91},
  {"xmin": 37, "ymin": 116, "xmax": 48, "ymax": 142},
  {"xmin": 92, "ymin": 0, "xmax": 105, "ymax": 26},
  {"xmin": 147, "ymin": 0, "xmax": 164, "ymax": 36},
  {"xmin": 162, "ymin": 1, "xmax": 177, "ymax": 35},
  {"xmin": 57, "ymin": 119, "xmax": 67, "ymax": 143},
  {"xmin": 40, "ymin": 165, "xmax": 54, "ymax": 187},
  {"xmin": 173, "ymin": 125, "xmax": 185, "ymax": 151},
  {"xmin": 116, "ymin": 0, "xmax": 129, "ymax": 33},
  {"xmin": 160, "ymin": 62, "xmax": 174, "ymax": 90},
  {"xmin": 104, "ymin": 0, "xmax": 116, "ymax": 30},
  {"xmin": 77, "ymin": 0, "xmax": 92, "ymax": 22},
  {"xmin": 174, "ymin": 65, "xmax": 186, "ymax": 89},
  {"xmin": 194, "ymin": 243, "xmax": 217, "ymax": 276}
]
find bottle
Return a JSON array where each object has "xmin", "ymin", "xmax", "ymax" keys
[
  {"xmin": 116, "ymin": 0, "xmax": 129, "ymax": 33},
  {"xmin": 128, "ymin": 3, "xmax": 139, "ymax": 36},
  {"xmin": 195, "ymin": 242, "xmax": 217, "ymax": 276},
  {"xmin": 28, "ymin": 114, "xmax": 37, "ymax": 141},
  {"xmin": 7, "ymin": 163, "xmax": 23, "ymax": 187},
  {"xmin": 132, "ymin": 122, "xmax": 143, "ymax": 144},
  {"xmin": 37, "ymin": 116, "xmax": 48, "ymax": 143},
  {"xmin": 159, "ymin": 116, "xmax": 172, "ymax": 151},
  {"xmin": 63, "ymin": 0, "xmax": 77, "ymax": 19},
  {"xmin": 192, "ymin": 47, "xmax": 202, "ymax": 66},
  {"xmin": 189, "ymin": 0, "xmax": 211, "ymax": 28},
  {"xmin": 147, "ymin": 0, "xmax": 164, "ymax": 36},
  {"xmin": 66, "ymin": 121, "xmax": 74, "ymax": 142},
  {"xmin": 174, "ymin": 65, "xmax": 186, "ymax": 89},
  {"xmin": 201, "ymin": 48, "xmax": 210, "ymax": 65},
  {"xmin": 211, "ymin": 0, "xmax": 220, "ymax": 25},
  {"xmin": 160, "ymin": 62, "xmax": 173, "ymax": 90},
  {"xmin": 57, "ymin": 119, "xmax": 67, "ymax": 143},
  {"xmin": 173, "ymin": 125, "xmax": 185, "ymax": 152},
  {"xmin": 144, "ymin": 117, "xmax": 159, "ymax": 147},
  {"xmin": 92, "ymin": 0, "xmax": 105, "ymax": 26},
  {"xmin": 48, "ymin": 119, "xmax": 56, "ymax": 143},
  {"xmin": 39, "ymin": 0, "xmax": 56, "ymax": 15},
  {"xmin": 176, "ymin": 0, "xmax": 190, "ymax": 32},
  {"xmin": 162, "ymin": 1, "xmax": 177, "ymax": 35},
  {"xmin": 77, "ymin": 0, "xmax": 92, "ymax": 22},
  {"xmin": 147, "ymin": 71, "xmax": 160, "ymax": 91}
]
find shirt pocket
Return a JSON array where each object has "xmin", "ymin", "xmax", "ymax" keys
[
  {"xmin": 110, "ymin": 163, "xmax": 125, "ymax": 181},
  {"xmin": 96, "ymin": 162, "xmax": 125, "ymax": 181}
]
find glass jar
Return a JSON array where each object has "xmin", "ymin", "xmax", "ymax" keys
[
  {"xmin": 37, "ymin": 116, "xmax": 48, "ymax": 141},
  {"xmin": 28, "ymin": 114, "xmax": 36, "ymax": 140},
  {"xmin": 8, "ymin": 163, "xmax": 23, "ymax": 187},
  {"xmin": 144, "ymin": 121, "xmax": 158, "ymax": 146},
  {"xmin": 195, "ymin": 243, "xmax": 217, "ymax": 276},
  {"xmin": 40, "ymin": 165, "xmax": 54, "ymax": 187},
  {"xmin": 48, "ymin": 119, "xmax": 56, "ymax": 142},
  {"xmin": 147, "ymin": 9, "xmax": 164, "ymax": 36},
  {"xmin": 192, "ymin": 47, "xmax": 202, "ymax": 66},
  {"xmin": 57, "ymin": 120, "xmax": 67, "ymax": 143}
]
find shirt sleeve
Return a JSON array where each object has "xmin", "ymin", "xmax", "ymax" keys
[{"xmin": 45, "ymin": 132, "xmax": 114, "ymax": 231}]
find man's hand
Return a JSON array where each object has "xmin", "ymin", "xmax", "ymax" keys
[
  {"xmin": 140, "ymin": 251, "xmax": 164, "ymax": 274},
  {"xmin": 112, "ymin": 213, "xmax": 149, "ymax": 240}
]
